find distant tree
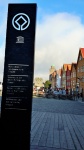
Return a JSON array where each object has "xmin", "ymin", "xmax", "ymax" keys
[{"xmin": 44, "ymin": 80, "xmax": 51, "ymax": 89}]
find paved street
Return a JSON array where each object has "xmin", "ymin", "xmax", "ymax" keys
[
  {"xmin": 32, "ymin": 97, "xmax": 84, "ymax": 115},
  {"xmin": 31, "ymin": 97, "xmax": 84, "ymax": 150},
  {"xmin": 1, "ymin": 97, "xmax": 84, "ymax": 150}
]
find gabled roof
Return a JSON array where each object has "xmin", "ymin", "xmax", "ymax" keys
[
  {"xmin": 63, "ymin": 64, "xmax": 72, "ymax": 71},
  {"xmin": 80, "ymin": 48, "xmax": 84, "ymax": 58},
  {"xmin": 71, "ymin": 63, "xmax": 77, "ymax": 71},
  {"xmin": 67, "ymin": 64, "xmax": 72, "ymax": 70},
  {"xmin": 77, "ymin": 48, "xmax": 84, "ymax": 63},
  {"xmin": 63, "ymin": 64, "xmax": 68, "ymax": 71}
]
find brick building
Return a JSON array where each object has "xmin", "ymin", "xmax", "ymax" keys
[
  {"xmin": 61, "ymin": 64, "xmax": 68, "ymax": 89},
  {"xmin": 49, "ymin": 65, "xmax": 56, "ymax": 89},
  {"xmin": 77, "ymin": 48, "xmax": 84, "ymax": 99},
  {"xmin": 71, "ymin": 63, "xmax": 77, "ymax": 92},
  {"xmin": 66, "ymin": 64, "xmax": 71, "ymax": 93}
]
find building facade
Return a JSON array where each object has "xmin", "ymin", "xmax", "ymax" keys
[
  {"xmin": 56, "ymin": 69, "xmax": 62, "ymax": 89},
  {"xmin": 77, "ymin": 48, "xmax": 84, "ymax": 98},
  {"xmin": 61, "ymin": 64, "xmax": 68, "ymax": 89},
  {"xmin": 34, "ymin": 77, "xmax": 44, "ymax": 89},
  {"xmin": 66, "ymin": 64, "xmax": 71, "ymax": 92},
  {"xmin": 49, "ymin": 65, "xmax": 56, "ymax": 89},
  {"xmin": 71, "ymin": 63, "xmax": 77, "ymax": 92}
]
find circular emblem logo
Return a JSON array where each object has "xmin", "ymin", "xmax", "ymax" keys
[{"xmin": 12, "ymin": 13, "xmax": 30, "ymax": 31}]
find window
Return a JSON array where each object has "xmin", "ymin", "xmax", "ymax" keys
[
  {"xmin": 73, "ymin": 72, "xmax": 76, "ymax": 77},
  {"xmin": 80, "ymin": 66, "xmax": 82, "ymax": 72},
  {"xmin": 83, "ymin": 78, "xmax": 84, "ymax": 82},
  {"xmin": 83, "ymin": 66, "xmax": 84, "ymax": 72}
]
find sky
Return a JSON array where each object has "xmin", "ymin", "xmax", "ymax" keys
[{"xmin": 0, "ymin": 0, "xmax": 84, "ymax": 82}]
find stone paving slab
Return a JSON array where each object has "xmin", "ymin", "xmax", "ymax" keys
[
  {"xmin": 32, "ymin": 98, "xmax": 84, "ymax": 115},
  {"xmin": 31, "ymin": 145, "xmax": 70, "ymax": 150},
  {"xmin": 30, "ymin": 111, "xmax": 84, "ymax": 150},
  {"xmin": 1, "ymin": 97, "xmax": 84, "ymax": 149}
]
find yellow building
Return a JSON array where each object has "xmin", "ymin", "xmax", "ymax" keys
[{"xmin": 34, "ymin": 77, "xmax": 44, "ymax": 88}]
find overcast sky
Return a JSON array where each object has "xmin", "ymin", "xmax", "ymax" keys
[{"xmin": 0, "ymin": 0, "xmax": 84, "ymax": 82}]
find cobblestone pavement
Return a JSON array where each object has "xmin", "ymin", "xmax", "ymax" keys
[
  {"xmin": 32, "ymin": 97, "xmax": 84, "ymax": 115},
  {"xmin": 1, "ymin": 97, "xmax": 84, "ymax": 149},
  {"xmin": 31, "ymin": 98, "xmax": 84, "ymax": 150}
]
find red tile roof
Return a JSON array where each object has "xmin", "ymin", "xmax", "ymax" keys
[
  {"xmin": 77, "ymin": 48, "xmax": 84, "ymax": 63},
  {"xmin": 67, "ymin": 64, "xmax": 71, "ymax": 70},
  {"xmin": 80, "ymin": 48, "xmax": 84, "ymax": 58},
  {"xmin": 63, "ymin": 64, "xmax": 71, "ymax": 71},
  {"xmin": 63, "ymin": 64, "xmax": 68, "ymax": 71}
]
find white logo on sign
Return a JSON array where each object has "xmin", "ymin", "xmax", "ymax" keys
[
  {"xmin": 12, "ymin": 13, "xmax": 30, "ymax": 31},
  {"xmin": 16, "ymin": 36, "xmax": 24, "ymax": 43}
]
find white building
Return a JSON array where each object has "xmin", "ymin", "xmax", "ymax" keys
[{"xmin": 56, "ymin": 69, "xmax": 61, "ymax": 89}]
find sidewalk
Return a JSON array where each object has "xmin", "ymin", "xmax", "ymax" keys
[
  {"xmin": 31, "ymin": 111, "xmax": 84, "ymax": 150},
  {"xmin": 30, "ymin": 98, "xmax": 84, "ymax": 150},
  {"xmin": 1, "ymin": 97, "xmax": 84, "ymax": 150},
  {"xmin": 75, "ymin": 97, "xmax": 84, "ymax": 103}
]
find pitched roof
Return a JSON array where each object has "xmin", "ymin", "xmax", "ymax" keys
[
  {"xmin": 77, "ymin": 48, "xmax": 84, "ymax": 64},
  {"xmin": 63, "ymin": 64, "xmax": 72, "ymax": 71},
  {"xmin": 67, "ymin": 64, "xmax": 72, "ymax": 70},
  {"xmin": 80, "ymin": 48, "xmax": 84, "ymax": 58},
  {"xmin": 63, "ymin": 64, "xmax": 68, "ymax": 71},
  {"xmin": 71, "ymin": 63, "xmax": 77, "ymax": 71}
]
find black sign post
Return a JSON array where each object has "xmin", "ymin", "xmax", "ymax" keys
[{"xmin": 1, "ymin": 4, "xmax": 37, "ymax": 150}]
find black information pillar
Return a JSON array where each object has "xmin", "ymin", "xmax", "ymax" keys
[{"xmin": 1, "ymin": 4, "xmax": 37, "ymax": 150}]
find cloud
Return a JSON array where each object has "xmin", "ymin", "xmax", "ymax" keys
[
  {"xmin": 34, "ymin": 12, "xmax": 84, "ymax": 80},
  {"xmin": 0, "ymin": 12, "xmax": 84, "ymax": 82}
]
